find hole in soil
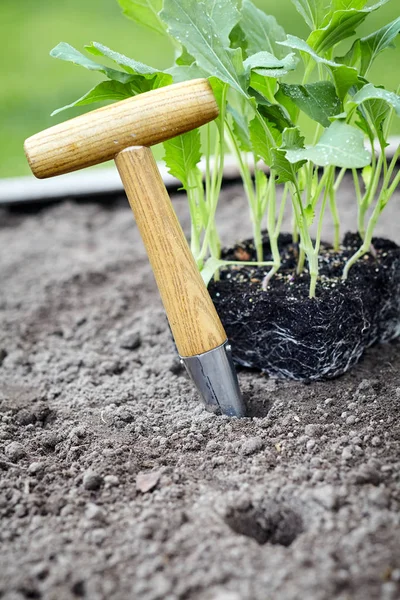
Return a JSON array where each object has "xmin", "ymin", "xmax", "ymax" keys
[
  {"xmin": 225, "ymin": 501, "xmax": 303, "ymax": 546},
  {"xmin": 19, "ymin": 588, "xmax": 41, "ymax": 599},
  {"xmin": 71, "ymin": 581, "xmax": 86, "ymax": 597}
]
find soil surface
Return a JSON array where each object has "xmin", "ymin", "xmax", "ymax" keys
[
  {"xmin": 1, "ymin": 179, "xmax": 400, "ymax": 600},
  {"xmin": 210, "ymin": 233, "xmax": 400, "ymax": 380}
]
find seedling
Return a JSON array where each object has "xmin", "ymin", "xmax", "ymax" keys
[{"xmin": 51, "ymin": 0, "xmax": 400, "ymax": 298}]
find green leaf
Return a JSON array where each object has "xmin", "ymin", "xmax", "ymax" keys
[
  {"xmin": 117, "ymin": 0, "xmax": 166, "ymax": 35},
  {"xmin": 275, "ymin": 87, "xmax": 300, "ymax": 123},
  {"xmin": 351, "ymin": 84, "xmax": 400, "ymax": 117},
  {"xmin": 258, "ymin": 103, "xmax": 293, "ymax": 133},
  {"xmin": 160, "ymin": 0, "xmax": 246, "ymax": 95},
  {"xmin": 51, "ymin": 81, "xmax": 133, "ymax": 116},
  {"xmin": 163, "ymin": 129, "xmax": 202, "ymax": 189},
  {"xmin": 50, "ymin": 42, "xmax": 133, "ymax": 83},
  {"xmin": 166, "ymin": 63, "xmax": 207, "ymax": 82},
  {"xmin": 284, "ymin": 120, "xmax": 371, "ymax": 168},
  {"xmin": 271, "ymin": 148, "xmax": 306, "ymax": 184},
  {"xmin": 281, "ymin": 127, "xmax": 305, "ymax": 150},
  {"xmin": 279, "ymin": 82, "xmax": 342, "ymax": 128},
  {"xmin": 249, "ymin": 116, "xmax": 279, "ymax": 164},
  {"xmin": 290, "ymin": 0, "xmax": 330, "ymax": 30},
  {"xmin": 85, "ymin": 42, "xmax": 160, "ymax": 78},
  {"xmin": 240, "ymin": 0, "xmax": 287, "ymax": 58},
  {"xmin": 203, "ymin": 0, "xmax": 242, "ymax": 42},
  {"xmin": 330, "ymin": 65, "xmax": 359, "ymax": 102},
  {"xmin": 359, "ymin": 17, "xmax": 400, "ymax": 75},
  {"xmin": 271, "ymin": 127, "xmax": 306, "ymax": 184},
  {"xmin": 244, "ymin": 51, "xmax": 298, "ymax": 78},
  {"xmin": 250, "ymin": 72, "xmax": 277, "ymax": 104},
  {"xmin": 307, "ymin": 0, "xmax": 390, "ymax": 55},
  {"xmin": 278, "ymin": 35, "xmax": 341, "ymax": 67}
]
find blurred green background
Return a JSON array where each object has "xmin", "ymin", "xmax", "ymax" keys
[{"xmin": 1, "ymin": 0, "xmax": 399, "ymax": 179}]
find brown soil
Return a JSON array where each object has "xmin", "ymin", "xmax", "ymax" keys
[{"xmin": 0, "ymin": 180, "xmax": 399, "ymax": 600}]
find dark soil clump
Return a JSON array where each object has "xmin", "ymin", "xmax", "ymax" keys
[{"xmin": 209, "ymin": 232, "xmax": 400, "ymax": 380}]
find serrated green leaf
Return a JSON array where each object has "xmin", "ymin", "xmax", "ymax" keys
[
  {"xmin": 282, "ymin": 127, "xmax": 305, "ymax": 150},
  {"xmin": 51, "ymin": 81, "xmax": 133, "ymax": 116},
  {"xmin": 240, "ymin": 0, "xmax": 287, "ymax": 58},
  {"xmin": 85, "ymin": 42, "xmax": 160, "ymax": 78},
  {"xmin": 117, "ymin": 0, "xmax": 166, "ymax": 35},
  {"xmin": 271, "ymin": 148, "xmax": 306, "ymax": 184},
  {"xmin": 249, "ymin": 116, "xmax": 279, "ymax": 165},
  {"xmin": 279, "ymin": 82, "xmax": 342, "ymax": 128},
  {"xmin": 163, "ymin": 129, "xmax": 202, "ymax": 190},
  {"xmin": 290, "ymin": 0, "xmax": 330, "ymax": 30},
  {"xmin": 50, "ymin": 42, "xmax": 133, "ymax": 83},
  {"xmin": 284, "ymin": 120, "xmax": 371, "ymax": 168},
  {"xmin": 160, "ymin": 0, "xmax": 246, "ymax": 95},
  {"xmin": 307, "ymin": 0, "xmax": 390, "ymax": 55}
]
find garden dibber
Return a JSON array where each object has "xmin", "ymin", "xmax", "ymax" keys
[{"xmin": 24, "ymin": 79, "xmax": 246, "ymax": 418}]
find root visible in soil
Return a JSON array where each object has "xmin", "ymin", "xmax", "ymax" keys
[{"xmin": 209, "ymin": 233, "xmax": 400, "ymax": 381}]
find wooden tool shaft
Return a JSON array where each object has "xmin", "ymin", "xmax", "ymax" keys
[
  {"xmin": 115, "ymin": 146, "xmax": 227, "ymax": 357},
  {"xmin": 24, "ymin": 79, "xmax": 218, "ymax": 179}
]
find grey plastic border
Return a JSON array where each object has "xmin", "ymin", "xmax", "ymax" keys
[{"xmin": 0, "ymin": 138, "xmax": 399, "ymax": 206}]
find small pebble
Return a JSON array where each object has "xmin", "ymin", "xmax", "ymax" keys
[
  {"xmin": 83, "ymin": 470, "xmax": 104, "ymax": 491},
  {"xmin": 342, "ymin": 447, "xmax": 353, "ymax": 460},
  {"xmin": 28, "ymin": 462, "xmax": 45, "ymax": 474},
  {"xmin": 119, "ymin": 331, "xmax": 141, "ymax": 350},
  {"xmin": 346, "ymin": 415, "xmax": 356, "ymax": 425},
  {"xmin": 371, "ymin": 436, "xmax": 382, "ymax": 447},
  {"xmin": 104, "ymin": 475, "xmax": 119, "ymax": 487}
]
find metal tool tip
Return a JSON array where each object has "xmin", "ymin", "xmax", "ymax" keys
[{"xmin": 181, "ymin": 341, "xmax": 247, "ymax": 418}]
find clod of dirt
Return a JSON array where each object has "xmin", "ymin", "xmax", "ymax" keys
[
  {"xmin": 5, "ymin": 441, "xmax": 26, "ymax": 461},
  {"xmin": 225, "ymin": 501, "xmax": 303, "ymax": 547},
  {"xmin": 209, "ymin": 232, "xmax": 400, "ymax": 381},
  {"xmin": 82, "ymin": 470, "xmax": 103, "ymax": 491}
]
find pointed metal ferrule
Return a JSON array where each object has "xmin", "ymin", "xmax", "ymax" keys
[{"xmin": 180, "ymin": 340, "xmax": 246, "ymax": 417}]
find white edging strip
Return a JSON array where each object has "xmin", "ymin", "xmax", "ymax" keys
[{"xmin": 0, "ymin": 138, "xmax": 398, "ymax": 206}]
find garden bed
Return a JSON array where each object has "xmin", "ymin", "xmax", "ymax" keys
[{"xmin": 1, "ymin": 179, "xmax": 400, "ymax": 600}]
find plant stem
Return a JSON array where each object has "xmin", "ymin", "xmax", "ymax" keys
[
  {"xmin": 343, "ymin": 161, "xmax": 400, "ymax": 280},
  {"xmin": 329, "ymin": 167, "xmax": 345, "ymax": 251}
]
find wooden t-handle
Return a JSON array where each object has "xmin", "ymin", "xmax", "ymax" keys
[{"xmin": 115, "ymin": 146, "xmax": 227, "ymax": 358}]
